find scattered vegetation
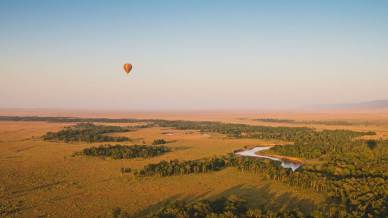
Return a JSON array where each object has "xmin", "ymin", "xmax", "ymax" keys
[
  {"xmin": 37, "ymin": 118, "xmax": 374, "ymax": 159},
  {"xmin": 0, "ymin": 201, "xmax": 21, "ymax": 217},
  {"xmin": 120, "ymin": 167, "xmax": 132, "ymax": 173},
  {"xmin": 152, "ymin": 139, "xmax": 167, "ymax": 145},
  {"xmin": 366, "ymin": 139, "xmax": 378, "ymax": 149},
  {"xmin": 3, "ymin": 116, "xmax": 387, "ymax": 217},
  {"xmin": 42, "ymin": 123, "xmax": 131, "ymax": 143},
  {"xmin": 151, "ymin": 120, "xmax": 373, "ymax": 142},
  {"xmin": 255, "ymin": 118, "xmax": 296, "ymax": 123},
  {"xmin": 2, "ymin": 116, "xmax": 370, "ymax": 147},
  {"xmin": 81, "ymin": 144, "xmax": 171, "ymax": 159}
]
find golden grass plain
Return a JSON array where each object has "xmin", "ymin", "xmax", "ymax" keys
[{"xmin": 1, "ymin": 110, "xmax": 388, "ymax": 217}]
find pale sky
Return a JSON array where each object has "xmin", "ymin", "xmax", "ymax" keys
[{"xmin": 1, "ymin": 0, "xmax": 388, "ymax": 110}]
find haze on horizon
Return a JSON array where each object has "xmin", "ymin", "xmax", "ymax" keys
[{"xmin": 1, "ymin": 0, "xmax": 388, "ymax": 111}]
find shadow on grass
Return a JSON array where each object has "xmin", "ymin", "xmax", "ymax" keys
[
  {"xmin": 209, "ymin": 184, "xmax": 317, "ymax": 213},
  {"xmin": 171, "ymin": 146, "xmax": 192, "ymax": 151},
  {"xmin": 128, "ymin": 190, "xmax": 213, "ymax": 217},
  {"xmin": 127, "ymin": 183, "xmax": 317, "ymax": 217},
  {"xmin": 129, "ymin": 194, "xmax": 182, "ymax": 218}
]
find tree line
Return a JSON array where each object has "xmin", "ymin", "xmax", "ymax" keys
[
  {"xmin": 82, "ymin": 144, "xmax": 171, "ymax": 159},
  {"xmin": 42, "ymin": 123, "xmax": 131, "ymax": 143},
  {"xmin": 135, "ymin": 157, "xmax": 227, "ymax": 177},
  {"xmin": 134, "ymin": 154, "xmax": 327, "ymax": 192},
  {"xmin": 0, "ymin": 116, "xmax": 142, "ymax": 123},
  {"xmin": 255, "ymin": 118, "xmax": 353, "ymax": 126}
]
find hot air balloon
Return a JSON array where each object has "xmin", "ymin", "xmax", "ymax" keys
[{"xmin": 123, "ymin": 63, "xmax": 132, "ymax": 75}]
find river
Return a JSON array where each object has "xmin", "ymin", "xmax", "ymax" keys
[{"xmin": 235, "ymin": 146, "xmax": 301, "ymax": 171}]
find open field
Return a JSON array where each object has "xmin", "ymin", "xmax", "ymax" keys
[
  {"xmin": 0, "ymin": 111, "xmax": 387, "ymax": 217},
  {"xmin": 0, "ymin": 119, "xmax": 320, "ymax": 217}
]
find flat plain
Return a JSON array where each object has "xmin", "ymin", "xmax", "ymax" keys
[{"xmin": 1, "ymin": 109, "xmax": 387, "ymax": 217}]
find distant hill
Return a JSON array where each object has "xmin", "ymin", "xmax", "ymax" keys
[{"xmin": 318, "ymin": 100, "xmax": 388, "ymax": 109}]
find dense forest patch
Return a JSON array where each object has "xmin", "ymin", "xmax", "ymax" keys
[
  {"xmin": 42, "ymin": 123, "xmax": 131, "ymax": 143},
  {"xmin": 81, "ymin": 144, "xmax": 171, "ymax": 159}
]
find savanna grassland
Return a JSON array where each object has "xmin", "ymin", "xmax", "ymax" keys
[{"xmin": 0, "ymin": 110, "xmax": 387, "ymax": 217}]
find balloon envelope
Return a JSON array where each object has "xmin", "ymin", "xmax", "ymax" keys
[{"xmin": 123, "ymin": 63, "xmax": 132, "ymax": 74}]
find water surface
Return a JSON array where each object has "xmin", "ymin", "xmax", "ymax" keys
[{"xmin": 236, "ymin": 146, "xmax": 301, "ymax": 171}]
